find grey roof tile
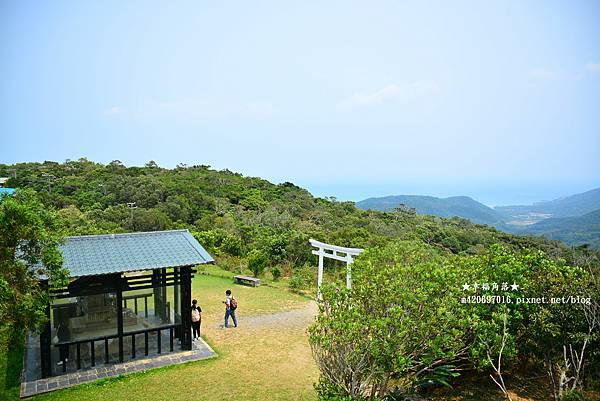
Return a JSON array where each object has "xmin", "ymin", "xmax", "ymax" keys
[{"xmin": 60, "ymin": 229, "xmax": 213, "ymax": 277}]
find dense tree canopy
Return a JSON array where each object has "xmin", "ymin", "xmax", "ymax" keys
[
  {"xmin": 0, "ymin": 159, "xmax": 582, "ymax": 269},
  {"xmin": 0, "ymin": 189, "xmax": 68, "ymax": 332}
]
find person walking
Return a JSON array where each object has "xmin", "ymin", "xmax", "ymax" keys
[
  {"xmin": 223, "ymin": 289, "xmax": 238, "ymax": 328},
  {"xmin": 191, "ymin": 299, "xmax": 202, "ymax": 341},
  {"xmin": 55, "ymin": 323, "xmax": 70, "ymax": 365}
]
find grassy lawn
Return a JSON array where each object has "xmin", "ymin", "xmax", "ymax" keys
[
  {"xmin": 193, "ymin": 264, "xmax": 312, "ymax": 319},
  {"xmin": 26, "ymin": 266, "xmax": 318, "ymax": 401}
]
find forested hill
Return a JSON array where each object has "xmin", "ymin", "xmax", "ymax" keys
[
  {"xmin": 0, "ymin": 159, "xmax": 578, "ymax": 267},
  {"xmin": 357, "ymin": 189, "xmax": 600, "ymax": 248},
  {"xmin": 356, "ymin": 195, "xmax": 505, "ymax": 226},
  {"xmin": 496, "ymin": 187, "xmax": 600, "ymax": 219},
  {"xmin": 516, "ymin": 209, "xmax": 600, "ymax": 248}
]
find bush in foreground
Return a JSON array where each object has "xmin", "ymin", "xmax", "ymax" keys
[{"xmin": 309, "ymin": 240, "xmax": 598, "ymax": 400}]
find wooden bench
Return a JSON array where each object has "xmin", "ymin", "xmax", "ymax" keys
[{"xmin": 234, "ymin": 275, "xmax": 261, "ymax": 287}]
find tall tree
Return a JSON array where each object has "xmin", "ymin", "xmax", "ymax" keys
[{"xmin": 0, "ymin": 189, "xmax": 68, "ymax": 333}]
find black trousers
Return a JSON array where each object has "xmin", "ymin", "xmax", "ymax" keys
[
  {"xmin": 192, "ymin": 320, "xmax": 201, "ymax": 338},
  {"xmin": 59, "ymin": 344, "xmax": 70, "ymax": 361}
]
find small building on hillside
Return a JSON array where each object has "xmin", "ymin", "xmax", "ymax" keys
[
  {"xmin": 0, "ymin": 177, "xmax": 9, "ymax": 187},
  {"xmin": 0, "ymin": 187, "xmax": 16, "ymax": 198},
  {"xmin": 22, "ymin": 229, "xmax": 215, "ymax": 397}
]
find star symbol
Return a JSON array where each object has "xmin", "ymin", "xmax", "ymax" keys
[
  {"xmin": 462, "ymin": 283, "xmax": 470, "ymax": 291},
  {"xmin": 510, "ymin": 282, "xmax": 519, "ymax": 291}
]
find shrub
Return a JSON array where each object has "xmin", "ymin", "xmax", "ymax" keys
[
  {"xmin": 193, "ymin": 229, "xmax": 244, "ymax": 257},
  {"xmin": 271, "ymin": 266, "xmax": 282, "ymax": 281},
  {"xmin": 247, "ymin": 250, "xmax": 269, "ymax": 277},
  {"xmin": 309, "ymin": 241, "xmax": 471, "ymax": 399},
  {"xmin": 309, "ymin": 240, "xmax": 595, "ymax": 399},
  {"xmin": 289, "ymin": 268, "xmax": 313, "ymax": 292},
  {"xmin": 221, "ymin": 234, "xmax": 244, "ymax": 256},
  {"xmin": 563, "ymin": 391, "xmax": 593, "ymax": 401}
]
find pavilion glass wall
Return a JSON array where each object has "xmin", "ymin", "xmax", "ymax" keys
[
  {"xmin": 119, "ymin": 268, "xmax": 182, "ymax": 358},
  {"xmin": 51, "ymin": 292, "xmax": 118, "ymax": 343},
  {"xmin": 50, "ymin": 292, "xmax": 118, "ymax": 373},
  {"xmin": 121, "ymin": 269, "xmax": 181, "ymax": 333},
  {"xmin": 44, "ymin": 268, "xmax": 188, "ymax": 376}
]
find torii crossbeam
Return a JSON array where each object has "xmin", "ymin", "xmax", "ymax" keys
[{"xmin": 309, "ymin": 239, "xmax": 364, "ymax": 298}]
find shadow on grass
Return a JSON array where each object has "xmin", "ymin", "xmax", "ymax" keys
[
  {"xmin": 26, "ymin": 334, "xmax": 220, "ymax": 400},
  {"xmin": 430, "ymin": 370, "xmax": 556, "ymax": 401},
  {"xmin": 31, "ymin": 342, "xmax": 221, "ymax": 400}
]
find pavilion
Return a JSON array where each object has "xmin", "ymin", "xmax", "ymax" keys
[{"xmin": 36, "ymin": 229, "xmax": 214, "ymax": 378}]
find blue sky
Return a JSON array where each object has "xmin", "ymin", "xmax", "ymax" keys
[{"xmin": 1, "ymin": 0, "xmax": 599, "ymax": 205}]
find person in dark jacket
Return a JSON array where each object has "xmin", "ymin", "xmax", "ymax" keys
[
  {"xmin": 56, "ymin": 323, "xmax": 71, "ymax": 365},
  {"xmin": 191, "ymin": 299, "xmax": 202, "ymax": 341}
]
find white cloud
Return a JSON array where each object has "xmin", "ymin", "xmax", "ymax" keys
[
  {"xmin": 103, "ymin": 106, "xmax": 123, "ymax": 116},
  {"xmin": 574, "ymin": 62, "xmax": 600, "ymax": 80},
  {"xmin": 340, "ymin": 82, "xmax": 439, "ymax": 108},
  {"xmin": 155, "ymin": 98, "xmax": 213, "ymax": 115},
  {"xmin": 105, "ymin": 98, "xmax": 273, "ymax": 120},
  {"xmin": 239, "ymin": 102, "xmax": 273, "ymax": 119},
  {"xmin": 529, "ymin": 68, "xmax": 556, "ymax": 81},
  {"xmin": 584, "ymin": 62, "xmax": 600, "ymax": 73}
]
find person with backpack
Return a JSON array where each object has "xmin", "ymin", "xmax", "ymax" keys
[
  {"xmin": 223, "ymin": 289, "xmax": 238, "ymax": 328},
  {"xmin": 191, "ymin": 299, "xmax": 202, "ymax": 340}
]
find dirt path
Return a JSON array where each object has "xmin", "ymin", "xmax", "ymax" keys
[
  {"xmin": 212, "ymin": 300, "xmax": 318, "ymax": 330},
  {"xmin": 189, "ymin": 300, "xmax": 320, "ymax": 401}
]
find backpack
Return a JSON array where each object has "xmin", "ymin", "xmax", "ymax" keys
[
  {"xmin": 191, "ymin": 307, "xmax": 200, "ymax": 322},
  {"xmin": 230, "ymin": 297, "xmax": 238, "ymax": 311}
]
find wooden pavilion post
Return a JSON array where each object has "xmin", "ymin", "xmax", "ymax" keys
[
  {"xmin": 161, "ymin": 268, "xmax": 167, "ymax": 320},
  {"xmin": 40, "ymin": 281, "xmax": 52, "ymax": 378},
  {"xmin": 179, "ymin": 266, "xmax": 192, "ymax": 350},
  {"xmin": 174, "ymin": 267, "xmax": 180, "ymax": 339},
  {"xmin": 152, "ymin": 270, "xmax": 161, "ymax": 320},
  {"xmin": 116, "ymin": 277, "xmax": 124, "ymax": 363}
]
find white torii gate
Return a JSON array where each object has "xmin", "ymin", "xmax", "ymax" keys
[{"xmin": 309, "ymin": 239, "xmax": 364, "ymax": 298}]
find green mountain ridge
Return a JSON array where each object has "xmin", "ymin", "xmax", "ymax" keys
[
  {"xmin": 495, "ymin": 187, "xmax": 600, "ymax": 219},
  {"xmin": 356, "ymin": 195, "xmax": 505, "ymax": 226},
  {"xmin": 356, "ymin": 188, "xmax": 600, "ymax": 248},
  {"xmin": 516, "ymin": 208, "xmax": 600, "ymax": 248}
]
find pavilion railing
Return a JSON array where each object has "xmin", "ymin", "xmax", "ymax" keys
[{"xmin": 53, "ymin": 323, "xmax": 180, "ymax": 374}]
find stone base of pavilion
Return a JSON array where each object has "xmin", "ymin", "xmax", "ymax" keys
[{"xmin": 20, "ymin": 331, "xmax": 216, "ymax": 398}]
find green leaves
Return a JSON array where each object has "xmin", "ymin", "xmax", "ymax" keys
[
  {"xmin": 309, "ymin": 239, "xmax": 598, "ymax": 399},
  {"xmin": 0, "ymin": 189, "xmax": 67, "ymax": 332},
  {"xmin": 310, "ymin": 241, "xmax": 466, "ymax": 398},
  {"xmin": 247, "ymin": 249, "xmax": 269, "ymax": 277}
]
